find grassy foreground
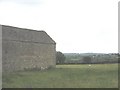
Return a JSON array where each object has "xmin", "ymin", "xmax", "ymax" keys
[{"xmin": 3, "ymin": 64, "xmax": 118, "ymax": 88}]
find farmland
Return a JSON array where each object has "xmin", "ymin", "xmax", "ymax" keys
[{"xmin": 3, "ymin": 64, "xmax": 118, "ymax": 88}]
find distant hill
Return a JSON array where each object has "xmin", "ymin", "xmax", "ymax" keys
[
  {"xmin": 79, "ymin": 53, "xmax": 106, "ymax": 56},
  {"xmin": 64, "ymin": 53, "xmax": 106, "ymax": 56},
  {"xmin": 63, "ymin": 53, "xmax": 118, "ymax": 64},
  {"xmin": 64, "ymin": 53, "xmax": 79, "ymax": 56}
]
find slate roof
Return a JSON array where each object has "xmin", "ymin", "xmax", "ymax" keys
[{"xmin": 1, "ymin": 25, "xmax": 56, "ymax": 44}]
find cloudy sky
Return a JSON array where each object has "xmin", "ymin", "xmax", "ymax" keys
[{"xmin": 0, "ymin": 0, "xmax": 118, "ymax": 53}]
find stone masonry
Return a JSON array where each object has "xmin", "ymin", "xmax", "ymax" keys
[{"xmin": 1, "ymin": 25, "xmax": 56, "ymax": 72}]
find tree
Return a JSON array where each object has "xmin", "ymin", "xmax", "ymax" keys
[
  {"xmin": 118, "ymin": 53, "xmax": 120, "ymax": 63},
  {"xmin": 56, "ymin": 51, "xmax": 66, "ymax": 64},
  {"xmin": 83, "ymin": 56, "xmax": 91, "ymax": 64}
]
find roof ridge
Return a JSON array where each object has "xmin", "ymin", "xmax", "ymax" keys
[{"xmin": 1, "ymin": 24, "xmax": 44, "ymax": 32}]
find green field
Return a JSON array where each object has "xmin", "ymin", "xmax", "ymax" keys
[{"xmin": 3, "ymin": 64, "xmax": 118, "ymax": 88}]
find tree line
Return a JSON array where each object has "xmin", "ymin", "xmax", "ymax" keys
[{"xmin": 56, "ymin": 51, "xmax": 119, "ymax": 64}]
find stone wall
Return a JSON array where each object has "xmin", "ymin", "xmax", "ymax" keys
[{"xmin": 2, "ymin": 25, "xmax": 56, "ymax": 72}]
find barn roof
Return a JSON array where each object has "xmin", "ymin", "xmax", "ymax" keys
[{"xmin": 2, "ymin": 25, "xmax": 56, "ymax": 44}]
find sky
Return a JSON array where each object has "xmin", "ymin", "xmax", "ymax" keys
[{"xmin": 0, "ymin": 0, "xmax": 118, "ymax": 53}]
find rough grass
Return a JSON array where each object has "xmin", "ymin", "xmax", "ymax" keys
[{"xmin": 2, "ymin": 64, "xmax": 118, "ymax": 88}]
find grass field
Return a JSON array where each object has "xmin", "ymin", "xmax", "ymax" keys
[{"xmin": 2, "ymin": 64, "xmax": 118, "ymax": 88}]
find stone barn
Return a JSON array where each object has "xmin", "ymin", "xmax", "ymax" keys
[{"xmin": 1, "ymin": 25, "xmax": 56, "ymax": 72}]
